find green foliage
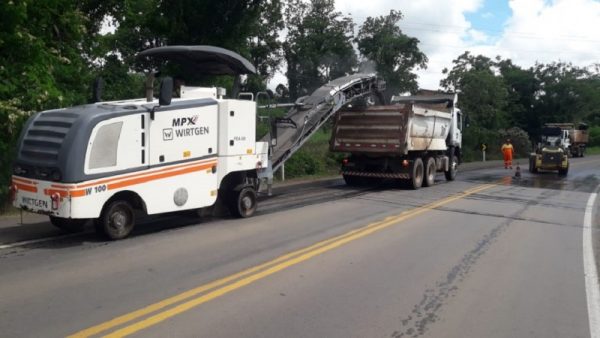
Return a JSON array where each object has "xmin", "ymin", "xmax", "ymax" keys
[
  {"xmin": 280, "ymin": 129, "xmax": 341, "ymax": 179},
  {"xmin": 256, "ymin": 107, "xmax": 287, "ymax": 140},
  {"xmin": 283, "ymin": 0, "xmax": 357, "ymax": 99},
  {"xmin": 460, "ymin": 70, "xmax": 509, "ymax": 130},
  {"xmin": 589, "ymin": 126, "xmax": 600, "ymax": 147},
  {"xmin": 94, "ymin": 56, "xmax": 145, "ymax": 101},
  {"xmin": 284, "ymin": 151, "xmax": 324, "ymax": 177},
  {"xmin": 442, "ymin": 52, "xmax": 600, "ymax": 151},
  {"xmin": 98, "ymin": 0, "xmax": 283, "ymax": 93},
  {"xmin": 497, "ymin": 59, "xmax": 540, "ymax": 135},
  {"xmin": 461, "ymin": 126, "xmax": 530, "ymax": 162},
  {"xmin": 356, "ymin": 10, "xmax": 427, "ymax": 96},
  {"xmin": 0, "ymin": 0, "xmax": 98, "ymax": 206},
  {"xmin": 587, "ymin": 146, "xmax": 600, "ymax": 155},
  {"xmin": 441, "ymin": 52, "xmax": 509, "ymax": 130}
]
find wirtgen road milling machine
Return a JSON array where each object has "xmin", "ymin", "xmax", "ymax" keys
[
  {"xmin": 529, "ymin": 125, "xmax": 569, "ymax": 176},
  {"xmin": 10, "ymin": 46, "xmax": 270, "ymax": 239},
  {"xmin": 10, "ymin": 45, "xmax": 386, "ymax": 240}
]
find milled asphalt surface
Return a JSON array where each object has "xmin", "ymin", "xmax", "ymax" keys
[{"xmin": 0, "ymin": 156, "xmax": 598, "ymax": 337}]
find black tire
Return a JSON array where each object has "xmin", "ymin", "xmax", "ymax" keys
[
  {"xmin": 423, "ymin": 157, "xmax": 436, "ymax": 187},
  {"xmin": 96, "ymin": 200, "xmax": 135, "ymax": 240},
  {"xmin": 229, "ymin": 187, "xmax": 257, "ymax": 218},
  {"xmin": 558, "ymin": 166, "xmax": 569, "ymax": 176},
  {"xmin": 49, "ymin": 216, "xmax": 87, "ymax": 233},
  {"xmin": 343, "ymin": 174, "xmax": 362, "ymax": 186},
  {"xmin": 444, "ymin": 150, "xmax": 458, "ymax": 181},
  {"xmin": 409, "ymin": 158, "xmax": 424, "ymax": 190},
  {"xmin": 529, "ymin": 156, "xmax": 538, "ymax": 173}
]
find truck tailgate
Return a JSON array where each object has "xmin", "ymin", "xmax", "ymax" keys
[{"xmin": 330, "ymin": 106, "xmax": 410, "ymax": 154}]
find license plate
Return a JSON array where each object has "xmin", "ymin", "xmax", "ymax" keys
[{"xmin": 20, "ymin": 196, "xmax": 51, "ymax": 212}]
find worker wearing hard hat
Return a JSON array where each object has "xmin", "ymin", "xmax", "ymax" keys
[{"xmin": 501, "ymin": 139, "xmax": 514, "ymax": 169}]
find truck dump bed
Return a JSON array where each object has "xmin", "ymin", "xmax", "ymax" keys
[
  {"xmin": 571, "ymin": 129, "xmax": 589, "ymax": 144},
  {"xmin": 543, "ymin": 122, "xmax": 590, "ymax": 145},
  {"xmin": 330, "ymin": 102, "xmax": 452, "ymax": 155}
]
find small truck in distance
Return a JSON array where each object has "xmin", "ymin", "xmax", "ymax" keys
[
  {"xmin": 543, "ymin": 122, "xmax": 589, "ymax": 158},
  {"xmin": 330, "ymin": 90, "xmax": 462, "ymax": 189}
]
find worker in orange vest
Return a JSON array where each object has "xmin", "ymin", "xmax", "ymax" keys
[{"xmin": 501, "ymin": 139, "xmax": 514, "ymax": 169}]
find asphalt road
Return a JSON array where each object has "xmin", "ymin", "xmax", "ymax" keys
[{"xmin": 0, "ymin": 156, "xmax": 599, "ymax": 338}]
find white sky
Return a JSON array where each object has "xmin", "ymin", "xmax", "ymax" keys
[{"xmin": 270, "ymin": 0, "xmax": 600, "ymax": 91}]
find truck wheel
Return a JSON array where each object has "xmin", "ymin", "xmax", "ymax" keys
[
  {"xmin": 229, "ymin": 187, "xmax": 257, "ymax": 218},
  {"xmin": 343, "ymin": 174, "xmax": 361, "ymax": 186},
  {"xmin": 529, "ymin": 156, "xmax": 538, "ymax": 173},
  {"xmin": 49, "ymin": 216, "xmax": 87, "ymax": 233},
  {"xmin": 444, "ymin": 153, "xmax": 458, "ymax": 181},
  {"xmin": 423, "ymin": 157, "xmax": 436, "ymax": 187},
  {"xmin": 95, "ymin": 200, "xmax": 135, "ymax": 240},
  {"xmin": 409, "ymin": 158, "xmax": 424, "ymax": 190},
  {"xmin": 558, "ymin": 166, "xmax": 569, "ymax": 176}
]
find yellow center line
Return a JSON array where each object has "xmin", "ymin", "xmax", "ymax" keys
[{"xmin": 69, "ymin": 183, "xmax": 494, "ymax": 338}]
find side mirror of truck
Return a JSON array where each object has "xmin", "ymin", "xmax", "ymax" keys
[
  {"xmin": 159, "ymin": 77, "xmax": 173, "ymax": 106},
  {"xmin": 150, "ymin": 77, "xmax": 173, "ymax": 120}
]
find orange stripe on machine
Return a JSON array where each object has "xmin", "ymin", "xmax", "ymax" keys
[
  {"xmin": 12, "ymin": 177, "xmax": 37, "ymax": 185},
  {"xmin": 75, "ymin": 158, "xmax": 216, "ymax": 189},
  {"xmin": 15, "ymin": 183, "xmax": 38, "ymax": 193},
  {"xmin": 69, "ymin": 162, "xmax": 216, "ymax": 198}
]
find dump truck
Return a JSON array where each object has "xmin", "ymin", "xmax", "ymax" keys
[
  {"xmin": 330, "ymin": 91, "xmax": 462, "ymax": 189},
  {"xmin": 529, "ymin": 126, "xmax": 569, "ymax": 176},
  {"xmin": 543, "ymin": 123, "xmax": 589, "ymax": 157}
]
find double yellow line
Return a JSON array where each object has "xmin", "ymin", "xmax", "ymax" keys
[{"xmin": 69, "ymin": 183, "xmax": 494, "ymax": 338}]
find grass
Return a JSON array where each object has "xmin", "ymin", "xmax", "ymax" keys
[
  {"xmin": 0, "ymin": 205, "xmax": 20, "ymax": 217},
  {"xmin": 279, "ymin": 127, "xmax": 343, "ymax": 179},
  {"xmin": 586, "ymin": 146, "xmax": 600, "ymax": 155},
  {"xmin": 256, "ymin": 107, "xmax": 287, "ymax": 140}
]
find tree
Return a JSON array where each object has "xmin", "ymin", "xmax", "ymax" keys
[
  {"xmin": 497, "ymin": 58, "xmax": 540, "ymax": 136},
  {"xmin": 441, "ymin": 52, "xmax": 509, "ymax": 130},
  {"xmin": 101, "ymin": 0, "xmax": 283, "ymax": 93},
  {"xmin": 283, "ymin": 0, "xmax": 357, "ymax": 99},
  {"xmin": 245, "ymin": 0, "xmax": 284, "ymax": 93},
  {"xmin": 0, "ymin": 0, "xmax": 100, "ymax": 206},
  {"xmin": 440, "ymin": 52, "xmax": 512, "ymax": 160},
  {"xmin": 532, "ymin": 62, "xmax": 598, "ymax": 126},
  {"xmin": 356, "ymin": 10, "xmax": 427, "ymax": 97}
]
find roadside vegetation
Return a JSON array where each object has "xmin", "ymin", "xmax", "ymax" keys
[{"xmin": 2, "ymin": 0, "xmax": 600, "ymax": 210}]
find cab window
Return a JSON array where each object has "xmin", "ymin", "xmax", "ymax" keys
[{"xmin": 88, "ymin": 122, "xmax": 122, "ymax": 169}]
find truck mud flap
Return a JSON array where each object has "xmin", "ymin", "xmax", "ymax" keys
[{"xmin": 343, "ymin": 171, "xmax": 410, "ymax": 179}]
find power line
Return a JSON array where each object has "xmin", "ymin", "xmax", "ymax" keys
[
  {"xmin": 400, "ymin": 20, "xmax": 600, "ymax": 43},
  {"xmin": 349, "ymin": 14, "xmax": 600, "ymax": 43},
  {"xmin": 417, "ymin": 42, "xmax": 600, "ymax": 57}
]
